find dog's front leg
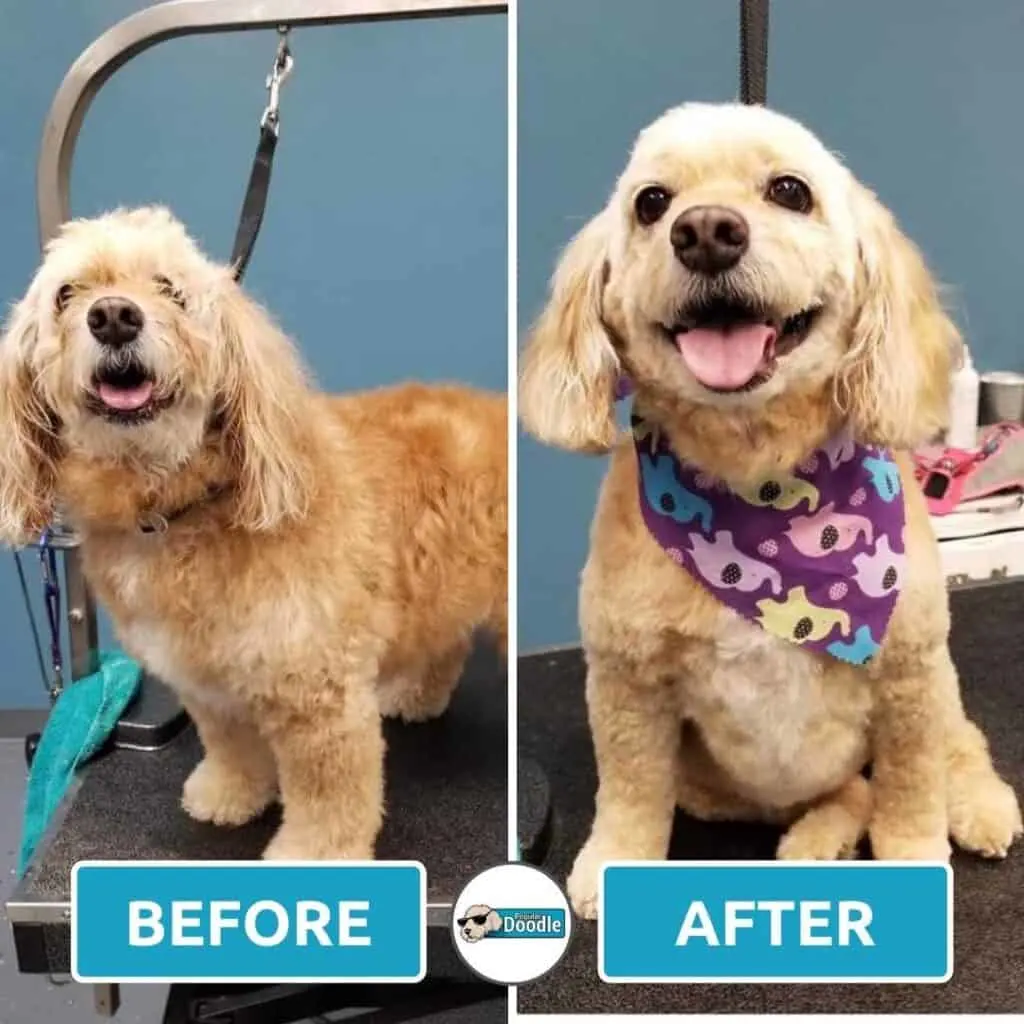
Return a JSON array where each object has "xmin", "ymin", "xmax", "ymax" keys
[
  {"xmin": 181, "ymin": 698, "xmax": 278, "ymax": 826},
  {"xmin": 868, "ymin": 647, "xmax": 950, "ymax": 861},
  {"xmin": 260, "ymin": 666, "xmax": 384, "ymax": 861},
  {"xmin": 568, "ymin": 654, "xmax": 680, "ymax": 919}
]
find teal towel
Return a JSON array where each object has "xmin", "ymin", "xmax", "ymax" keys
[{"xmin": 18, "ymin": 651, "xmax": 141, "ymax": 877}]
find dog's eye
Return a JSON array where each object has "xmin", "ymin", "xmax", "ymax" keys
[
  {"xmin": 634, "ymin": 186, "xmax": 673, "ymax": 226},
  {"xmin": 54, "ymin": 283, "xmax": 75, "ymax": 315},
  {"xmin": 766, "ymin": 175, "xmax": 813, "ymax": 214},
  {"xmin": 154, "ymin": 275, "xmax": 186, "ymax": 308}
]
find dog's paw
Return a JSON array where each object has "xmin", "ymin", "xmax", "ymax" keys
[
  {"xmin": 567, "ymin": 837, "xmax": 632, "ymax": 920},
  {"xmin": 950, "ymin": 777, "xmax": 1023, "ymax": 859},
  {"xmin": 777, "ymin": 816, "xmax": 859, "ymax": 861},
  {"xmin": 262, "ymin": 827, "xmax": 374, "ymax": 862},
  {"xmin": 568, "ymin": 825, "xmax": 672, "ymax": 919},
  {"xmin": 777, "ymin": 782, "xmax": 870, "ymax": 861},
  {"xmin": 566, "ymin": 857, "xmax": 601, "ymax": 921},
  {"xmin": 869, "ymin": 823, "xmax": 951, "ymax": 862},
  {"xmin": 377, "ymin": 675, "xmax": 454, "ymax": 723},
  {"xmin": 377, "ymin": 689, "xmax": 453, "ymax": 723},
  {"xmin": 182, "ymin": 758, "xmax": 276, "ymax": 826}
]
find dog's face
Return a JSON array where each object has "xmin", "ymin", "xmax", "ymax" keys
[
  {"xmin": 457, "ymin": 904, "xmax": 501, "ymax": 943},
  {"xmin": 606, "ymin": 104, "xmax": 858, "ymax": 406},
  {"xmin": 520, "ymin": 103, "xmax": 960, "ymax": 456},
  {"xmin": 9, "ymin": 207, "xmax": 231, "ymax": 464},
  {"xmin": 0, "ymin": 206, "xmax": 312, "ymax": 541}
]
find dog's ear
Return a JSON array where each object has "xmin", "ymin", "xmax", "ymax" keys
[
  {"xmin": 485, "ymin": 909, "xmax": 502, "ymax": 933},
  {"xmin": 519, "ymin": 211, "xmax": 620, "ymax": 453},
  {"xmin": 0, "ymin": 292, "xmax": 58, "ymax": 544},
  {"xmin": 213, "ymin": 275, "xmax": 314, "ymax": 531},
  {"xmin": 836, "ymin": 183, "xmax": 961, "ymax": 449}
]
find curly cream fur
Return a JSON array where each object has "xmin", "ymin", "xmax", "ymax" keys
[
  {"xmin": 0, "ymin": 206, "xmax": 507, "ymax": 860},
  {"xmin": 519, "ymin": 103, "xmax": 1020, "ymax": 918}
]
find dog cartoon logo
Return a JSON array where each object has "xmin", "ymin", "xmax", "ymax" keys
[
  {"xmin": 451, "ymin": 863, "xmax": 573, "ymax": 984},
  {"xmin": 756, "ymin": 585, "xmax": 852, "ymax": 643},
  {"xmin": 688, "ymin": 530, "xmax": 783, "ymax": 594},
  {"xmin": 457, "ymin": 904, "xmax": 502, "ymax": 943},
  {"xmin": 639, "ymin": 451, "xmax": 714, "ymax": 532},
  {"xmin": 735, "ymin": 474, "xmax": 820, "ymax": 513}
]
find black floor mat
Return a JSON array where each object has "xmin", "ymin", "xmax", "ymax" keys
[{"xmin": 517, "ymin": 583, "xmax": 1024, "ymax": 1014}]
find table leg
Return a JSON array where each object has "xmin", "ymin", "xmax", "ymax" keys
[{"xmin": 93, "ymin": 982, "xmax": 121, "ymax": 1017}]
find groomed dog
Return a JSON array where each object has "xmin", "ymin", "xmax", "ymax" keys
[
  {"xmin": 520, "ymin": 103, "xmax": 1021, "ymax": 918},
  {"xmin": 0, "ymin": 206, "xmax": 507, "ymax": 861}
]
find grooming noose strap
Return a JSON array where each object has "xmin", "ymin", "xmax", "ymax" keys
[
  {"xmin": 229, "ymin": 26, "xmax": 293, "ymax": 282},
  {"xmin": 740, "ymin": 0, "xmax": 769, "ymax": 105}
]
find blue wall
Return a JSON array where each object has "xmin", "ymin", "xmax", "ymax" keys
[
  {"xmin": 0, "ymin": 2, "xmax": 506, "ymax": 708},
  {"xmin": 518, "ymin": 0, "xmax": 1024, "ymax": 650}
]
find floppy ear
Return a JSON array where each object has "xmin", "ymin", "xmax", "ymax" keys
[
  {"xmin": 519, "ymin": 211, "xmax": 620, "ymax": 453},
  {"xmin": 214, "ymin": 276, "xmax": 314, "ymax": 530},
  {"xmin": 485, "ymin": 909, "xmax": 502, "ymax": 933},
  {"xmin": 0, "ymin": 294, "xmax": 58, "ymax": 544},
  {"xmin": 836, "ymin": 184, "xmax": 961, "ymax": 450}
]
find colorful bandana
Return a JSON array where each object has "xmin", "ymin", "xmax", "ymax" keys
[{"xmin": 632, "ymin": 414, "xmax": 906, "ymax": 664}]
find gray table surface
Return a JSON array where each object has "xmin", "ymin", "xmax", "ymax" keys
[{"xmin": 9, "ymin": 645, "xmax": 506, "ymax": 942}]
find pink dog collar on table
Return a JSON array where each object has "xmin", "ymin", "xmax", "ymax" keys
[{"xmin": 628, "ymin": 408, "xmax": 906, "ymax": 665}]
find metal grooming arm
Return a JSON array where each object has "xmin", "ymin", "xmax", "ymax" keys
[{"xmin": 36, "ymin": 0, "xmax": 505, "ymax": 701}]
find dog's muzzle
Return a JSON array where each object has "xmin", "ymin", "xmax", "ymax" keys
[
  {"xmin": 663, "ymin": 297, "xmax": 822, "ymax": 393},
  {"xmin": 87, "ymin": 351, "xmax": 170, "ymax": 425}
]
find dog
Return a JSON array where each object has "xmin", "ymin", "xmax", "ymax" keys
[
  {"xmin": 457, "ymin": 904, "xmax": 501, "ymax": 942},
  {"xmin": 519, "ymin": 102, "xmax": 1022, "ymax": 918},
  {"xmin": 0, "ymin": 206, "xmax": 507, "ymax": 861}
]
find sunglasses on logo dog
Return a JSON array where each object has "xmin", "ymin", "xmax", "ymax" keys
[{"xmin": 458, "ymin": 913, "xmax": 491, "ymax": 926}]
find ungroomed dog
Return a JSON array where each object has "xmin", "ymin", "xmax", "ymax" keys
[
  {"xmin": 0, "ymin": 206, "xmax": 507, "ymax": 860},
  {"xmin": 520, "ymin": 103, "xmax": 1021, "ymax": 918}
]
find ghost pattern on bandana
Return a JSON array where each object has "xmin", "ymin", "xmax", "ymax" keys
[{"xmin": 632, "ymin": 415, "xmax": 906, "ymax": 665}]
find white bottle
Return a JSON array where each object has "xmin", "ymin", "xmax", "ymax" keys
[{"xmin": 947, "ymin": 346, "xmax": 980, "ymax": 450}]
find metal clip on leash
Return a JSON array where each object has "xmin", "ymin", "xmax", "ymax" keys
[
  {"xmin": 231, "ymin": 25, "xmax": 293, "ymax": 281},
  {"xmin": 261, "ymin": 27, "xmax": 294, "ymax": 134}
]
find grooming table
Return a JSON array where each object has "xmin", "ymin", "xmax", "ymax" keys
[
  {"xmin": 7, "ymin": 646, "xmax": 508, "ymax": 1021},
  {"xmin": 517, "ymin": 584, "xmax": 1024, "ymax": 1015}
]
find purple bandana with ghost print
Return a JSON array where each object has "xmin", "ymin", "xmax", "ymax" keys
[{"xmin": 631, "ymin": 413, "xmax": 906, "ymax": 664}]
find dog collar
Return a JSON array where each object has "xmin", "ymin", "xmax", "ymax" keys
[
  {"xmin": 137, "ymin": 484, "xmax": 231, "ymax": 535},
  {"xmin": 632, "ymin": 413, "xmax": 906, "ymax": 664}
]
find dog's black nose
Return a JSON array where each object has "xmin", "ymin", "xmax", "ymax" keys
[
  {"xmin": 671, "ymin": 205, "xmax": 749, "ymax": 274},
  {"xmin": 87, "ymin": 297, "xmax": 144, "ymax": 346}
]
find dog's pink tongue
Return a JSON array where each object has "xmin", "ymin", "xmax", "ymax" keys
[
  {"xmin": 675, "ymin": 324, "xmax": 776, "ymax": 390},
  {"xmin": 98, "ymin": 380, "xmax": 153, "ymax": 411}
]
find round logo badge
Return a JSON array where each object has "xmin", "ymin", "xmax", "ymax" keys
[{"xmin": 451, "ymin": 863, "xmax": 572, "ymax": 984}]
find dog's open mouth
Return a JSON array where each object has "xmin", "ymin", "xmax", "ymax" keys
[
  {"xmin": 87, "ymin": 361, "xmax": 170, "ymax": 424},
  {"xmin": 664, "ymin": 298, "xmax": 821, "ymax": 393}
]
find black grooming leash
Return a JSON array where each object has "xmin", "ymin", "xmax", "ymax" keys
[
  {"xmin": 740, "ymin": 0, "xmax": 769, "ymax": 105},
  {"xmin": 230, "ymin": 26, "xmax": 293, "ymax": 282}
]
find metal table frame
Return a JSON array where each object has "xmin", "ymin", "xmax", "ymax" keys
[{"xmin": 21, "ymin": 1, "xmax": 508, "ymax": 1018}]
